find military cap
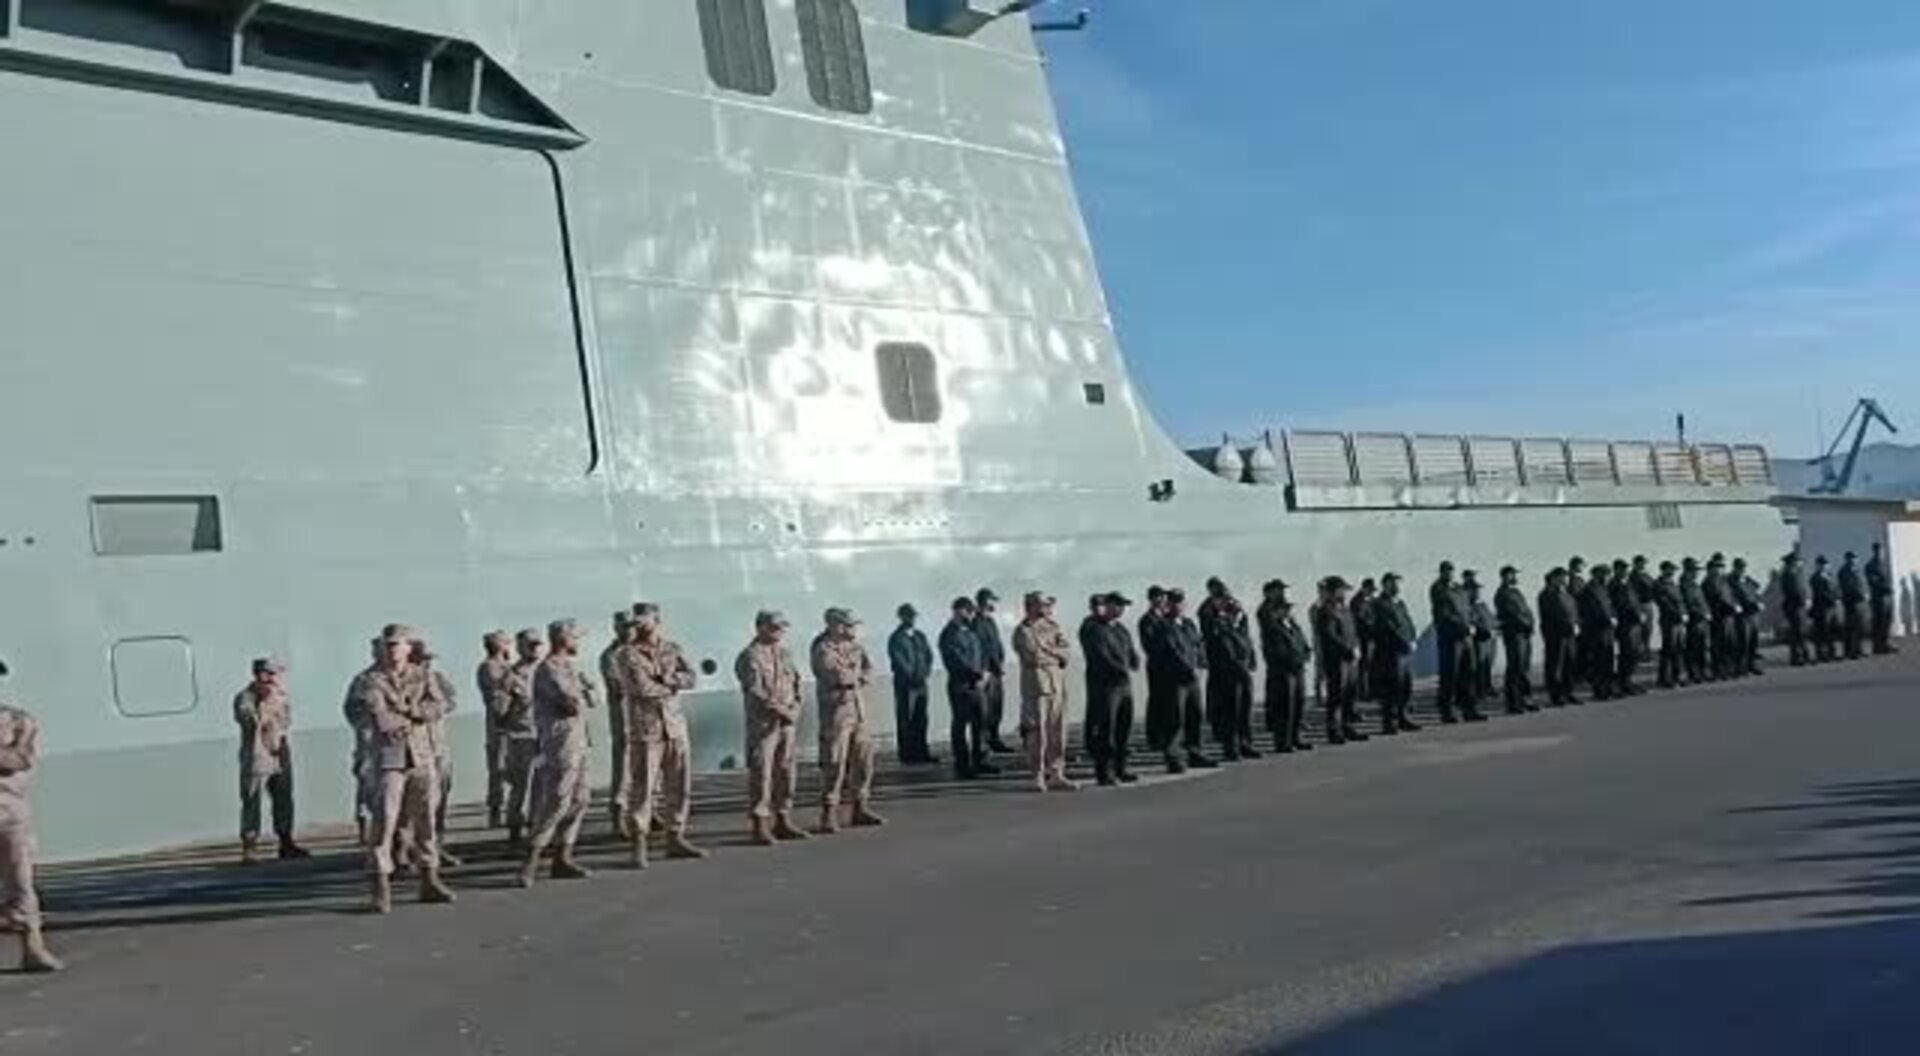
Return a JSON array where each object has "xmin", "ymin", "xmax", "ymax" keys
[
  {"xmin": 1147, "ymin": 585, "xmax": 1167, "ymax": 600},
  {"xmin": 824, "ymin": 607, "xmax": 858, "ymax": 626},
  {"xmin": 897, "ymin": 602, "xmax": 918, "ymax": 618},
  {"xmin": 1632, "ymin": 554, "xmax": 1649, "ymax": 566},
  {"xmin": 1547, "ymin": 566, "xmax": 1567, "ymax": 579},
  {"xmin": 515, "ymin": 627, "xmax": 543, "ymax": 646},
  {"xmin": 380, "ymin": 623, "xmax": 419, "ymax": 642},
  {"xmin": 1707, "ymin": 555, "xmax": 1725, "ymax": 568},
  {"xmin": 483, "ymin": 629, "xmax": 511, "ymax": 648},
  {"xmin": 1659, "ymin": 560, "xmax": 1677, "ymax": 572},
  {"xmin": 547, "ymin": 619, "xmax": 577, "ymax": 639},
  {"xmin": 976, "ymin": 587, "xmax": 999, "ymax": 604},
  {"xmin": 1262, "ymin": 578, "xmax": 1288, "ymax": 593},
  {"xmin": 411, "ymin": 641, "xmax": 438, "ymax": 662},
  {"xmin": 1325, "ymin": 575, "xmax": 1351, "ymax": 590},
  {"xmin": 631, "ymin": 602, "xmax": 660, "ymax": 618},
  {"xmin": 755, "ymin": 609, "xmax": 790, "ymax": 628},
  {"xmin": 1682, "ymin": 557, "xmax": 1700, "ymax": 569},
  {"xmin": 1167, "ymin": 587, "xmax": 1187, "ymax": 602},
  {"xmin": 1568, "ymin": 556, "xmax": 1586, "ymax": 569},
  {"xmin": 1783, "ymin": 551, "xmax": 1801, "ymax": 563},
  {"xmin": 1814, "ymin": 554, "xmax": 1830, "ymax": 565},
  {"xmin": 612, "ymin": 609, "xmax": 633, "ymax": 627},
  {"xmin": 252, "ymin": 656, "xmax": 286, "ymax": 675},
  {"xmin": 951, "ymin": 596, "xmax": 977, "ymax": 612},
  {"xmin": 1023, "ymin": 590, "xmax": 1054, "ymax": 607},
  {"xmin": 1461, "ymin": 569, "xmax": 1480, "ymax": 582},
  {"xmin": 1611, "ymin": 559, "xmax": 1628, "ymax": 570},
  {"xmin": 1592, "ymin": 563, "xmax": 1611, "ymax": 576},
  {"xmin": 1360, "ymin": 577, "xmax": 1377, "ymax": 589},
  {"xmin": 1499, "ymin": 565, "xmax": 1518, "ymax": 576},
  {"xmin": 1438, "ymin": 560, "xmax": 1455, "ymax": 573},
  {"xmin": 1206, "ymin": 576, "xmax": 1227, "ymax": 593},
  {"xmin": 1105, "ymin": 591, "xmax": 1134, "ymax": 607},
  {"xmin": 1711, "ymin": 551, "xmax": 1726, "ymax": 562},
  {"xmin": 1845, "ymin": 550, "xmax": 1857, "ymax": 560},
  {"xmin": 1381, "ymin": 571, "xmax": 1401, "ymax": 583}
]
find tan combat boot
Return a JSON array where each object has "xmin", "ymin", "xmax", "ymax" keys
[
  {"xmin": 749, "ymin": 815, "xmax": 776, "ymax": 846},
  {"xmin": 816, "ymin": 805, "xmax": 841, "ymax": 835},
  {"xmin": 550, "ymin": 849, "xmax": 592, "ymax": 880},
  {"xmin": 772, "ymin": 812, "xmax": 811, "ymax": 841},
  {"xmin": 665, "ymin": 830, "xmax": 708, "ymax": 860},
  {"xmin": 370, "ymin": 873, "xmax": 393, "ymax": 914},
  {"xmin": 516, "ymin": 854, "xmax": 540, "ymax": 889},
  {"xmin": 20, "ymin": 929, "xmax": 64, "ymax": 974},
  {"xmin": 239, "ymin": 841, "xmax": 261, "ymax": 866},
  {"xmin": 850, "ymin": 802, "xmax": 887, "ymax": 828},
  {"xmin": 419, "ymin": 868, "xmax": 457, "ymax": 905},
  {"xmin": 631, "ymin": 835, "xmax": 650, "ymax": 870}
]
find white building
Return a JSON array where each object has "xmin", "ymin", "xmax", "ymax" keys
[{"xmin": 1775, "ymin": 496, "xmax": 1920, "ymax": 639}]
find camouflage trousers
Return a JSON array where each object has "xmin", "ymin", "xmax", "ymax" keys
[
  {"xmin": 527, "ymin": 748, "xmax": 591, "ymax": 854},
  {"xmin": 746, "ymin": 712, "xmax": 799, "ymax": 820},
  {"xmin": 607, "ymin": 699, "xmax": 632, "ymax": 822},
  {"xmin": 367, "ymin": 762, "xmax": 439, "ymax": 878},
  {"xmin": 0, "ymin": 808, "xmax": 40, "ymax": 932},
  {"xmin": 818, "ymin": 702, "xmax": 875, "ymax": 809},
  {"xmin": 630, "ymin": 710, "xmax": 693, "ymax": 835},
  {"xmin": 1021, "ymin": 690, "xmax": 1068, "ymax": 781},
  {"xmin": 484, "ymin": 726, "xmax": 507, "ymax": 817},
  {"xmin": 501, "ymin": 737, "xmax": 538, "ymax": 831}
]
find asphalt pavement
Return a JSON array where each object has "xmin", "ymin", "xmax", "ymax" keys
[{"xmin": 5, "ymin": 650, "xmax": 1920, "ymax": 1055}]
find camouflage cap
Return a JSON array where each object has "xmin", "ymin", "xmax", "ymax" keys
[
  {"xmin": 631, "ymin": 602, "xmax": 661, "ymax": 618},
  {"xmin": 824, "ymin": 607, "xmax": 858, "ymax": 626},
  {"xmin": 755, "ymin": 609, "xmax": 790, "ymax": 628},
  {"xmin": 411, "ymin": 641, "xmax": 437, "ymax": 662},
  {"xmin": 547, "ymin": 619, "xmax": 577, "ymax": 639},
  {"xmin": 252, "ymin": 656, "xmax": 286, "ymax": 675},
  {"xmin": 1023, "ymin": 590, "xmax": 1054, "ymax": 607},
  {"xmin": 515, "ymin": 628, "xmax": 543, "ymax": 647},
  {"xmin": 380, "ymin": 623, "xmax": 419, "ymax": 642}
]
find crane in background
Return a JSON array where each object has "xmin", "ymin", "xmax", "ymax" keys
[{"xmin": 1807, "ymin": 397, "xmax": 1898, "ymax": 494}]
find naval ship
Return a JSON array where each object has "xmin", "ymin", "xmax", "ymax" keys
[{"xmin": 0, "ymin": 0, "xmax": 1789, "ymax": 860}]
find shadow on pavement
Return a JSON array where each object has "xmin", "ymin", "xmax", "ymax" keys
[{"xmin": 1266, "ymin": 918, "xmax": 1920, "ymax": 1055}]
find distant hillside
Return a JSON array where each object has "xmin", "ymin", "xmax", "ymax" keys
[{"xmin": 1772, "ymin": 442, "xmax": 1920, "ymax": 497}]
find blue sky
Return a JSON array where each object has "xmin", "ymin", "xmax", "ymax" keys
[{"xmin": 1039, "ymin": 0, "xmax": 1920, "ymax": 456}]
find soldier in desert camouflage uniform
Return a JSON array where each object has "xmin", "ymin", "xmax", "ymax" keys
[
  {"xmin": 499, "ymin": 629, "xmax": 545, "ymax": 844},
  {"xmin": 1012, "ymin": 591, "xmax": 1078, "ymax": 792},
  {"xmin": 518, "ymin": 619, "xmax": 598, "ymax": 886},
  {"xmin": 614, "ymin": 603, "xmax": 708, "ymax": 868},
  {"xmin": 476, "ymin": 631, "xmax": 514, "ymax": 828},
  {"xmin": 352, "ymin": 624, "xmax": 456, "ymax": 913},
  {"xmin": 811, "ymin": 608, "xmax": 887, "ymax": 833},
  {"xmin": 599, "ymin": 610, "xmax": 635, "ymax": 839},
  {"xmin": 233, "ymin": 656, "xmax": 307, "ymax": 865},
  {"xmin": 0, "ymin": 663, "xmax": 63, "ymax": 973},
  {"xmin": 737, "ymin": 610, "xmax": 810, "ymax": 846}
]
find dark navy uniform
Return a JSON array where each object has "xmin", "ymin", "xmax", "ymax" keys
[
  {"xmin": 1199, "ymin": 583, "xmax": 1259, "ymax": 760},
  {"xmin": 1809, "ymin": 558, "xmax": 1839, "ymax": 663},
  {"xmin": 1653, "ymin": 565, "xmax": 1685, "ymax": 687},
  {"xmin": 1373, "ymin": 579, "xmax": 1420, "ymax": 733},
  {"xmin": 1494, "ymin": 570, "xmax": 1536, "ymax": 713},
  {"xmin": 1313, "ymin": 581, "xmax": 1368, "ymax": 744},
  {"xmin": 1578, "ymin": 569, "xmax": 1618, "ymax": 700},
  {"xmin": 1680, "ymin": 561, "xmax": 1712, "ymax": 681},
  {"xmin": 1838, "ymin": 554, "xmax": 1867, "ymax": 660},
  {"xmin": 1079, "ymin": 596, "xmax": 1139, "ymax": 784},
  {"xmin": 1778, "ymin": 554, "xmax": 1809, "ymax": 667},
  {"xmin": 1866, "ymin": 546, "xmax": 1896, "ymax": 655},
  {"xmin": 1257, "ymin": 584, "xmax": 1312, "ymax": 753},
  {"xmin": 1539, "ymin": 573, "xmax": 1580, "ymax": 705},
  {"xmin": 1145, "ymin": 594, "xmax": 1209, "ymax": 773}
]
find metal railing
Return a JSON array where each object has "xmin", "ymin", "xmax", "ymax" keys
[{"xmin": 1278, "ymin": 430, "xmax": 1775, "ymax": 490}]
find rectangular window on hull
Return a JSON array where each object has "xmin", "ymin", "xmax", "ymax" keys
[
  {"xmin": 698, "ymin": 0, "xmax": 777, "ymax": 96},
  {"xmin": 796, "ymin": 0, "xmax": 873, "ymax": 115},
  {"xmin": 90, "ymin": 496, "xmax": 223, "ymax": 556},
  {"xmin": 876, "ymin": 343, "xmax": 941, "ymax": 423}
]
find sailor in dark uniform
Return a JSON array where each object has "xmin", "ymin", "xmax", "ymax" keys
[
  {"xmin": 1777, "ymin": 551, "xmax": 1809, "ymax": 667},
  {"xmin": 1609, "ymin": 559, "xmax": 1644, "ymax": 695},
  {"xmin": 1313, "ymin": 577, "xmax": 1368, "ymax": 745},
  {"xmin": 1538, "ymin": 567, "xmax": 1580, "ymax": 706},
  {"xmin": 1494, "ymin": 565, "xmax": 1537, "ymax": 713},
  {"xmin": 1463, "ymin": 571, "xmax": 1497, "ymax": 707},
  {"xmin": 1372, "ymin": 573, "xmax": 1421, "ymax": 735},
  {"xmin": 1578, "ymin": 563, "xmax": 1618, "ymax": 700},
  {"xmin": 1349, "ymin": 578, "xmax": 1379, "ymax": 704},
  {"xmin": 1702, "ymin": 554, "xmax": 1736, "ymax": 680},
  {"xmin": 1653, "ymin": 560, "xmax": 1686, "ymax": 687},
  {"xmin": 1838, "ymin": 552, "xmax": 1867, "ymax": 660},
  {"xmin": 1680, "ymin": 557, "xmax": 1712, "ymax": 682},
  {"xmin": 1809, "ymin": 556, "xmax": 1839, "ymax": 663},
  {"xmin": 1729, "ymin": 557, "xmax": 1764, "ymax": 676},
  {"xmin": 1866, "ymin": 543, "xmax": 1896, "ymax": 655},
  {"xmin": 1429, "ymin": 562, "xmax": 1480, "ymax": 723},
  {"xmin": 1256, "ymin": 580, "xmax": 1313, "ymax": 754}
]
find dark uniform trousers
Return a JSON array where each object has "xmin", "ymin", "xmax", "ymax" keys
[
  {"xmin": 1811, "ymin": 609, "xmax": 1837, "ymax": 662},
  {"xmin": 1871, "ymin": 599, "xmax": 1895, "ymax": 654},
  {"xmin": 1709, "ymin": 616, "xmax": 1734, "ymax": 679},
  {"xmin": 1614, "ymin": 625, "xmax": 1640, "ymax": 693},
  {"xmin": 1843, "ymin": 607, "xmax": 1866, "ymax": 660},
  {"xmin": 1501, "ymin": 633, "xmax": 1533, "ymax": 711},
  {"xmin": 947, "ymin": 679, "xmax": 985, "ymax": 776},
  {"xmin": 240, "ymin": 745, "xmax": 297, "ymax": 846},
  {"xmin": 1145, "ymin": 673, "xmax": 1204, "ymax": 753},
  {"xmin": 1583, "ymin": 630, "xmax": 1616, "ymax": 699},
  {"xmin": 1083, "ymin": 677, "xmax": 1135, "ymax": 773},
  {"xmin": 1206, "ymin": 666, "xmax": 1255, "ymax": 750},
  {"xmin": 1781, "ymin": 610, "xmax": 1809, "ymax": 666},
  {"xmin": 1543, "ymin": 631, "xmax": 1575, "ymax": 703},
  {"xmin": 1321, "ymin": 660, "xmax": 1354, "ymax": 737},
  {"xmin": 1354, "ymin": 640, "xmax": 1375, "ymax": 702},
  {"xmin": 893, "ymin": 678, "xmax": 932, "ymax": 762},
  {"xmin": 1435, "ymin": 632, "xmax": 1472, "ymax": 716},
  {"xmin": 1738, "ymin": 613, "xmax": 1762, "ymax": 673},
  {"xmin": 1684, "ymin": 619, "xmax": 1710, "ymax": 682},
  {"xmin": 1264, "ymin": 668, "xmax": 1307, "ymax": 750},
  {"xmin": 982, "ymin": 672, "xmax": 1008, "ymax": 745},
  {"xmin": 1658, "ymin": 621, "xmax": 1683, "ymax": 686},
  {"xmin": 1471, "ymin": 638, "xmax": 1495, "ymax": 704},
  {"xmin": 1374, "ymin": 652, "xmax": 1412, "ymax": 730}
]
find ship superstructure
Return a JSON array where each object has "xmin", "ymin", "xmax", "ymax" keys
[{"xmin": 0, "ymin": 0, "xmax": 1787, "ymax": 859}]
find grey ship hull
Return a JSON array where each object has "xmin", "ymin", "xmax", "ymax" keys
[{"xmin": 0, "ymin": 0, "xmax": 1790, "ymax": 860}]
